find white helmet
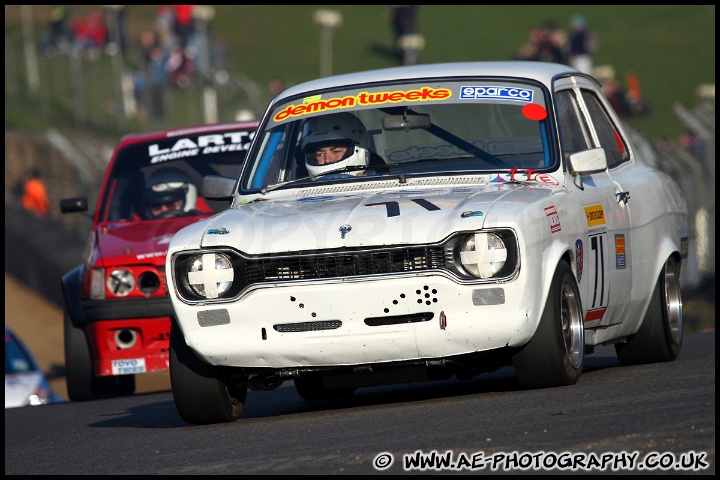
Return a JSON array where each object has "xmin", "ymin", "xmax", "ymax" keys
[{"xmin": 300, "ymin": 112, "xmax": 370, "ymax": 176}]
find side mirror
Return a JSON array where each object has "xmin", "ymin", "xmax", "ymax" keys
[
  {"xmin": 60, "ymin": 197, "xmax": 88, "ymax": 214},
  {"xmin": 568, "ymin": 148, "xmax": 607, "ymax": 175},
  {"xmin": 567, "ymin": 148, "xmax": 608, "ymax": 190},
  {"xmin": 202, "ymin": 175, "xmax": 236, "ymax": 200}
]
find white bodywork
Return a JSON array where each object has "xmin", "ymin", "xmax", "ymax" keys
[{"xmin": 166, "ymin": 62, "xmax": 688, "ymax": 371}]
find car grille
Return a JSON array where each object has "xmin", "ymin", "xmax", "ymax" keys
[
  {"xmin": 242, "ymin": 246, "xmax": 450, "ymax": 283},
  {"xmin": 173, "ymin": 229, "xmax": 519, "ymax": 303}
]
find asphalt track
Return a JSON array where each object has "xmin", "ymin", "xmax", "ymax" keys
[{"xmin": 5, "ymin": 332, "xmax": 715, "ymax": 475}]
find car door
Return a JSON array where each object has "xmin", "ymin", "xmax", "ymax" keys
[
  {"xmin": 555, "ymin": 80, "xmax": 632, "ymax": 330},
  {"xmin": 577, "ymin": 86, "xmax": 633, "ymax": 327}
]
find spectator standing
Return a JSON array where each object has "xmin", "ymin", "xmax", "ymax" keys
[
  {"xmin": 21, "ymin": 168, "xmax": 51, "ymax": 217},
  {"xmin": 389, "ymin": 5, "xmax": 423, "ymax": 65},
  {"xmin": 70, "ymin": 9, "xmax": 108, "ymax": 59},
  {"xmin": 40, "ymin": 6, "xmax": 74, "ymax": 56},
  {"xmin": 269, "ymin": 78, "xmax": 287, "ymax": 97},
  {"xmin": 601, "ymin": 77, "xmax": 632, "ymax": 118},
  {"xmin": 146, "ymin": 43, "xmax": 170, "ymax": 120},
  {"xmin": 679, "ymin": 129, "xmax": 705, "ymax": 160},
  {"xmin": 625, "ymin": 70, "xmax": 650, "ymax": 116},
  {"xmin": 513, "ymin": 26, "xmax": 542, "ymax": 61},
  {"xmin": 514, "ymin": 21, "xmax": 567, "ymax": 64},
  {"xmin": 166, "ymin": 43, "xmax": 194, "ymax": 88},
  {"xmin": 104, "ymin": 5, "xmax": 129, "ymax": 56},
  {"xmin": 154, "ymin": 5, "xmax": 175, "ymax": 45},
  {"xmin": 173, "ymin": 5, "xmax": 196, "ymax": 49},
  {"xmin": 568, "ymin": 13, "xmax": 596, "ymax": 74},
  {"xmin": 536, "ymin": 20, "xmax": 567, "ymax": 64}
]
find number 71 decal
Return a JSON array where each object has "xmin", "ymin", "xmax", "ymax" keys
[
  {"xmin": 366, "ymin": 199, "xmax": 440, "ymax": 217},
  {"xmin": 585, "ymin": 232, "xmax": 609, "ymax": 322}
]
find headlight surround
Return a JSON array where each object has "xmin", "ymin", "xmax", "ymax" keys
[
  {"xmin": 187, "ymin": 252, "xmax": 234, "ymax": 299},
  {"xmin": 458, "ymin": 232, "xmax": 509, "ymax": 279}
]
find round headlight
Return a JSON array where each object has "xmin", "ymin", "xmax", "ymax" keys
[
  {"xmin": 459, "ymin": 232, "xmax": 507, "ymax": 278},
  {"xmin": 107, "ymin": 269, "xmax": 135, "ymax": 296},
  {"xmin": 187, "ymin": 253, "xmax": 234, "ymax": 298},
  {"xmin": 137, "ymin": 271, "xmax": 160, "ymax": 295}
]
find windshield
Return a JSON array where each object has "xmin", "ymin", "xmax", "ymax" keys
[
  {"xmin": 241, "ymin": 79, "xmax": 556, "ymax": 192},
  {"xmin": 98, "ymin": 127, "xmax": 255, "ymax": 222}
]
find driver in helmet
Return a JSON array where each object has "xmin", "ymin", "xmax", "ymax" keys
[
  {"xmin": 142, "ymin": 167, "xmax": 198, "ymax": 219},
  {"xmin": 300, "ymin": 112, "xmax": 372, "ymax": 177}
]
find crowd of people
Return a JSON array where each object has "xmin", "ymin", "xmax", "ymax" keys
[
  {"xmin": 40, "ymin": 6, "xmax": 129, "ymax": 59},
  {"xmin": 513, "ymin": 14, "xmax": 596, "ymax": 74},
  {"xmin": 38, "ymin": 6, "xmax": 218, "ymax": 121},
  {"xmin": 514, "ymin": 13, "xmax": 651, "ymax": 119},
  {"xmin": 35, "ymin": 7, "xmax": 658, "ymax": 125},
  {"xmin": 135, "ymin": 6, "xmax": 217, "ymax": 120}
]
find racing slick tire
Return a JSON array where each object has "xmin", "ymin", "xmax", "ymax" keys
[
  {"xmin": 294, "ymin": 375, "xmax": 356, "ymax": 401},
  {"xmin": 615, "ymin": 256, "xmax": 683, "ymax": 365},
  {"xmin": 170, "ymin": 318, "xmax": 247, "ymax": 424},
  {"xmin": 64, "ymin": 310, "xmax": 135, "ymax": 401},
  {"xmin": 512, "ymin": 260, "xmax": 584, "ymax": 389}
]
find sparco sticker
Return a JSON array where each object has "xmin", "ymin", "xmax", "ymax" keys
[{"xmin": 460, "ymin": 86, "xmax": 534, "ymax": 102}]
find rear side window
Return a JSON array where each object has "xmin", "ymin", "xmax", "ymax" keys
[{"xmin": 581, "ymin": 90, "xmax": 630, "ymax": 168}]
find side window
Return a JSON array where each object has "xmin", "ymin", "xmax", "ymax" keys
[
  {"xmin": 103, "ymin": 171, "xmax": 144, "ymax": 222},
  {"xmin": 555, "ymin": 90, "xmax": 592, "ymax": 158},
  {"xmin": 581, "ymin": 90, "xmax": 630, "ymax": 168}
]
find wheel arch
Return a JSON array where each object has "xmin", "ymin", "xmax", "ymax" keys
[
  {"xmin": 653, "ymin": 235, "xmax": 684, "ymax": 283},
  {"xmin": 61, "ymin": 265, "xmax": 85, "ymax": 328},
  {"xmin": 636, "ymin": 236, "xmax": 685, "ymax": 326},
  {"xmin": 524, "ymin": 241, "xmax": 576, "ymax": 342},
  {"xmin": 540, "ymin": 240, "xmax": 577, "ymax": 303}
]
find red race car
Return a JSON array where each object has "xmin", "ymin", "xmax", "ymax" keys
[{"xmin": 60, "ymin": 120, "xmax": 258, "ymax": 401}]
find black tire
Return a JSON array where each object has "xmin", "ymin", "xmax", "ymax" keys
[
  {"xmin": 294, "ymin": 375, "xmax": 356, "ymax": 401},
  {"xmin": 615, "ymin": 256, "xmax": 683, "ymax": 365},
  {"xmin": 513, "ymin": 260, "xmax": 584, "ymax": 389},
  {"xmin": 64, "ymin": 310, "xmax": 135, "ymax": 401},
  {"xmin": 170, "ymin": 318, "xmax": 247, "ymax": 424}
]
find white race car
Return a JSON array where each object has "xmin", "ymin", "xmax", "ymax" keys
[{"xmin": 166, "ymin": 61, "xmax": 689, "ymax": 424}]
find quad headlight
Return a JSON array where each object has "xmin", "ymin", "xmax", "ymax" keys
[{"xmin": 459, "ymin": 232, "xmax": 508, "ymax": 279}]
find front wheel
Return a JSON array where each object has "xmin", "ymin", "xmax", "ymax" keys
[
  {"xmin": 170, "ymin": 318, "xmax": 247, "ymax": 424},
  {"xmin": 615, "ymin": 256, "xmax": 683, "ymax": 365},
  {"xmin": 513, "ymin": 260, "xmax": 584, "ymax": 388}
]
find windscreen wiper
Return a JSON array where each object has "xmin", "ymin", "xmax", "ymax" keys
[{"xmin": 261, "ymin": 164, "xmax": 371, "ymax": 194}]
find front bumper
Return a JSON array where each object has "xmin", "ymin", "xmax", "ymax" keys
[
  {"xmin": 173, "ymin": 273, "xmax": 542, "ymax": 369},
  {"xmin": 87, "ymin": 318, "xmax": 170, "ymax": 376},
  {"xmin": 80, "ymin": 296, "xmax": 172, "ymax": 324}
]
